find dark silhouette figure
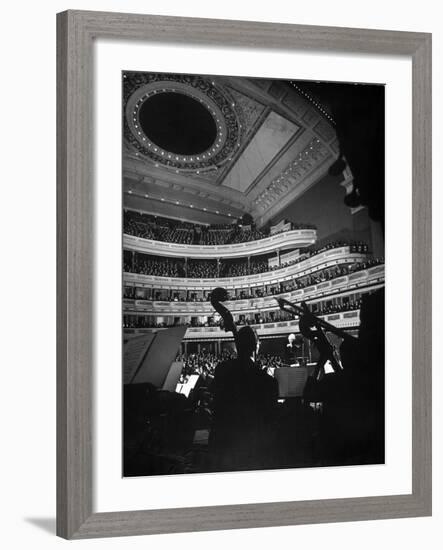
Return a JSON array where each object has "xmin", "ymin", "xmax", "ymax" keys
[
  {"xmin": 303, "ymin": 289, "xmax": 385, "ymax": 466},
  {"xmin": 209, "ymin": 326, "xmax": 278, "ymax": 472}
]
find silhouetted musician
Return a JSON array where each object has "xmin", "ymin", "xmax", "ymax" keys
[{"xmin": 209, "ymin": 326, "xmax": 278, "ymax": 472}]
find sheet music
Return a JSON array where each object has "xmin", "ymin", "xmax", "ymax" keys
[
  {"xmin": 123, "ymin": 334, "xmax": 155, "ymax": 384},
  {"xmin": 275, "ymin": 367, "xmax": 309, "ymax": 398},
  {"xmin": 130, "ymin": 326, "xmax": 187, "ymax": 386}
]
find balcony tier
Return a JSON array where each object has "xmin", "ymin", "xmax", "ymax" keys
[
  {"xmin": 123, "ymin": 228, "xmax": 317, "ymax": 259},
  {"xmin": 123, "ymin": 264, "xmax": 385, "ymax": 316},
  {"xmin": 123, "ymin": 246, "xmax": 373, "ymax": 290},
  {"xmin": 124, "ymin": 310, "xmax": 361, "ymax": 340}
]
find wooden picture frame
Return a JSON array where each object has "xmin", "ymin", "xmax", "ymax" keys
[{"xmin": 57, "ymin": 9, "xmax": 432, "ymax": 539}]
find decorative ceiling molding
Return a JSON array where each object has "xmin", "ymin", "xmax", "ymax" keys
[
  {"xmin": 123, "ymin": 72, "xmax": 241, "ymax": 174},
  {"xmin": 122, "ymin": 73, "xmax": 341, "ymax": 225},
  {"xmin": 252, "ymin": 137, "xmax": 332, "ymax": 211}
]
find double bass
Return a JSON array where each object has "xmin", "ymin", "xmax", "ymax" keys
[{"xmin": 210, "ymin": 287, "xmax": 240, "ymax": 352}]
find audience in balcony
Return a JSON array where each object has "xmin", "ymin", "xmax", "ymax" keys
[
  {"xmin": 124, "ymin": 255, "xmax": 185, "ymax": 277},
  {"xmin": 124, "ymin": 240, "xmax": 374, "ymax": 281},
  {"xmin": 122, "ymin": 296, "xmax": 364, "ymax": 330},
  {"xmin": 124, "ymin": 254, "xmax": 383, "ymax": 296},
  {"xmin": 123, "ymin": 210, "xmax": 315, "ymax": 246},
  {"xmin": 312, "ymin": 299, "xmax": 362, "ymax": 315},
  {"xmin": 187, "ymin": 259, "xmax": 219, "ymax": 278},
  {"xmin": 271, "ymin": 240, "xmax": 370, "ymax": 271}
]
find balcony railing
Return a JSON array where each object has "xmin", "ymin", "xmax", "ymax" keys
[
  {"xmin": 123, "ymin": 310, "xmax": 361, "ymax": 340},
  {"xmin": 123, "ymin": 228, "xmax": 317, "ymax": 259},
  {"xmin": 123, "ymin": 264, "xmax": 385, "ymax": 316},
  {"xmin": 123, "ymin": 247, "xmax": 374, "ymax": 290}
]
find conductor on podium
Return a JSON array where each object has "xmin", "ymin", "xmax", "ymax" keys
[{"xmin": 285, "ymin": 333, "xmax": 300, "ymax": 366}]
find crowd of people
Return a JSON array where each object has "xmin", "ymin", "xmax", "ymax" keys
[
  {"xmin": 279, "ymin": 258, "xmax": 383, "ymax": 293},
  {"xmin": 122, "ymin": 317, "xmax": 225, "ymax": 329},
  {"xmin": 123, "ymin": 239, "xmax": 373, "ymax": 280},
  {"xmin": 176, "ymin": 350, "xmax": 285, "ymax": 385},
  {"xmin": 312, "ymin": 298, "xmax": 362, "ymax": 315},
  {"xmin": 122, "ymin": 294, "xmax": 364, "ymax": 329},
  {"xmin": 123, "ymin": 256, "xmax": 383, "ymax": 304},
  {"xmin": 124, "ymin": 256, "xmax": 186, "ymax": 277},
  {"xmin": 269, "ymin": 240, "xmax": 370, "ymax": 272},
  {"xmin": 218, "ymin": 257, "xmax": 269, "ymax": 277},
  {"xmin": 123, "ymin": 210, "xmax": 316, "ymax": 246},
  {"xmin": 176, "ymin": 350, "xmax": 234, "ymax": 383},
  {"xmin": 187, "ymin": 259, "xmax": 218, "ymax": 278}
]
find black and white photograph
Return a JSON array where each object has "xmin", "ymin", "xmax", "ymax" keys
[{"xmin": 122, "ymin": 71, "xmax": 385, "ymax": 477}]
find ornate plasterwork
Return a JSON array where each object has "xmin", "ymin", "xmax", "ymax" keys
[
  {"xmin": 252, "ymin": 137, "xmax": 331, "ymax": 211},
  {"xmin": 123, "ymin": 72, "xmax": 241, "ymax": 173},
  {"xmin": 226, "ymin": 87, "xmax": 266, "ymax": 138}
]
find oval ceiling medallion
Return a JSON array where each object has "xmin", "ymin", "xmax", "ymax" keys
[{"xmin": 124, "ymin": 72, "xmax": 241, "ymax": 173}]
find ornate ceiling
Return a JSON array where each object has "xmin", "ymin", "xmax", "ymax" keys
[{"xmin": 123, "ymin": 72, "xmax": 340, "ymax": 226}]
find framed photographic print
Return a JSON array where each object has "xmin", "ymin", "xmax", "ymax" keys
[{"xmin": 57, "ymin": 10, "xmax": 432, "ymax": 539}]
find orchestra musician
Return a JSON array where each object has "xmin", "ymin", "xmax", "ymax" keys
[
  {"xmin": 277, "ymin": 293, "xmax": 385, "ymax": 466},
  {"xmin": 209, "ymin": 289, "xmax": 279, "ymax": 471}
]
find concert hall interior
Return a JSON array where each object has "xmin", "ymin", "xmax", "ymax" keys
[{"xmin": 122, "ymin": 72, "xmax": 385, "ymax": 477}]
